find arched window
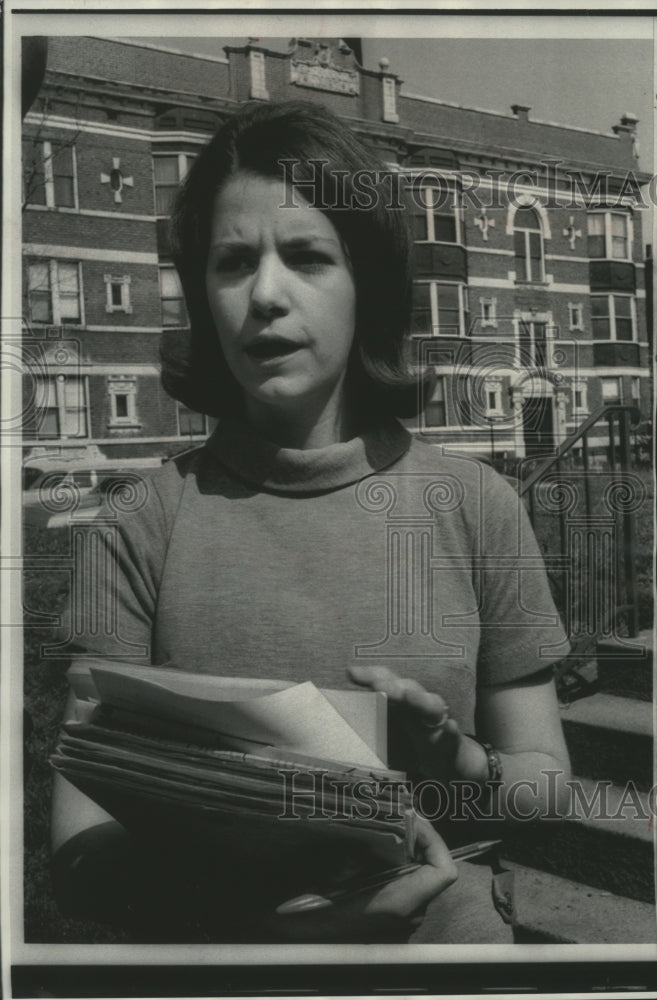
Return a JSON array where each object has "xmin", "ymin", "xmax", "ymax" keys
[{"xmin": 513, "ymin": 206, "xmax": 544, "ymax": 282}]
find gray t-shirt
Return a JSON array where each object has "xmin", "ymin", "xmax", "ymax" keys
[{"xmin": 67, "ymin": 417, "xmax": 568, "ymax": 735}]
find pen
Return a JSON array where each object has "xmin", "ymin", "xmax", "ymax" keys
[{"xmin": 275, "ymin": 839, "xmax": 502, "ymax": 915}]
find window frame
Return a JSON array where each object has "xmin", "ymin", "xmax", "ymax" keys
[
  {"xmin": 423, "ymin": 375, "xmax": 448, "ymax": 429},
  {"xmin": 587, "ymin": 210, "xmax": 633, "ymax": 262},
  {"xmin": 159, "ymin": 265, "xmax": 187, "ymax": 328},
  {"xmin": 480, "ymin": 297, "xmax": 497, "ymax": 329},
  {"xmin": 177, "ymin": 402, "xmax": 208, "ymax": 437},
  {"xmin": 35, "ymin": 372, "xmax": 89, "ymax": 439},
  {"xmin": 571, "ymin": 377, "xmax": 589, "ymax": 416},
  {"xmin": 152, "ymin": 152, "xmax": 196, "ymax": 218},
  {"xmin": 484, "ymin": 377, "xmax": 504, "ymax": 418},
  {"xmin": 411, "ymin": 280, "xmax": 467, "ymax": 338},
  {"xmin": 600, "ymin": 376, "xmax": 622, "ymax": 404},
  {"xmin": 513, "ymin": 206, "xmax": 545, "ymax": 283},
  {"xmin": 568, "ymin": 302, "xmax": 584, "ymax": 331},
  {"xmin": 25, "ymin": 139, "xmax": 78, "ymax": 209},
  {"xmin": 590, "ymin": 293, "xmax": 636, "ymax": 342},
  {"xmin": 107, "ymin": 375, "xmax": 139, "ymax": 428},
  {"xmin": 27, "ymin": 258, "xmax": 84, "ymax": 327},
  {"xmin": 407, "ymin": 183, "xmax": 462, "ymax": 245},
  {"xmin": 104, "ymin": 274, "xmax": 132, "ymax": 314}
]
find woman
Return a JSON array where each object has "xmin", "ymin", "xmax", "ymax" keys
[{"xmin": 52, "ymin": 100, "xmax": 570, "ymax": 944}]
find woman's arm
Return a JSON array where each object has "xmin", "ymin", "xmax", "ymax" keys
[
  {"xmin": 348, "ymin": 664, "xmax": 571, "ymax": 821},
  {"xmin": 476, "ymin": 667, "xmax": 571, "ymax": 818},
  {"xmin": 51, "ymin": 689, "xmax": 134, "ymax": 921}
]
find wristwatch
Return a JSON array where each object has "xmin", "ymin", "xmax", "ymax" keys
[{"xmin": 466, "ymin": 734, "xmax": 503, "ymax": 783}]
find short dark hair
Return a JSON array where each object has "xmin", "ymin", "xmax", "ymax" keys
[{"xmin": 162, "ymin": 99, "xmax": 428, "ymax": 419}]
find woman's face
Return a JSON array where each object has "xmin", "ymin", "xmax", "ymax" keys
[{"xmin": 205, "ymin": 171, "xmax": 357, "ymax": 433}]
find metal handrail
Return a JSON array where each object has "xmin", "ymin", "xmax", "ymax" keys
[
  {"xmin": 517, "ymin": 403, "xmax": 644, "ymax": 640},
  {"xmin": 518, "ymin": 404, "xmax": 641, "ymax": 496}
]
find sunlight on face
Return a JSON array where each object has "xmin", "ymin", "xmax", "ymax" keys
[{"xmin": 205, "ymin": 172, "xmax": 357, "ymax": 436}]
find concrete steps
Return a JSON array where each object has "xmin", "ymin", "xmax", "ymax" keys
[
  {"xmin": 597, "ymin": 630, "xmax": 654, "ymax": 702},
  {"xmin": 502, "ymin": 778, "xmax": 654, "ymax": 903},
  {"xmin": 509, "ymin": 863, "xmax": 656, "ymax": 944},
  {"xmin": 560, "ymin": 692, "xmax": 653, "ymax": 791},
  {"xmin": 504, "ymin": 635, "xmax": 655, "ymax": 943}
]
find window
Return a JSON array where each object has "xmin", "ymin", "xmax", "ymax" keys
[
  {"xmin": 108, "ymin": 376, "xmax": 138, "ymax": 427},
  {"xmin": 153, "ymin": 153, "xmax": 195, "ymax": 216},
  {"xmin": 23, "ymin": 140, "xmax": 77, "ymax": 208},
  {"xmin": 513, "ymin": 206, "xmax": 544, "ymax": 282},
  {"xmin": 407, "ymin": 185, "xmax": 459, "ymax": 243},
  {"xmin": 456, "ymin": 374, "xmax": 474, "ymax": 426},
  {"xmin": 631, "ymin": 377, "xmax": 641, "ymax": 402},
  {"xmin": 411, "ymin": 281, "xmax": 465, "ymax": 337},
  {"xmin": 518, "ymin": 317, "xmax": 551, "ymax": 368},
  {"xmin": 104, "ymin": 274, "xmax": 132, "ymax": 314},
  {"xmin": 591, "ymin": 294, "xmax": 635, "ymax": 341},
  {"xmin": 424, "ymin": 377, "xmax": 446, "ymax": 428},
  {"xmin": 480, "ymin": 297, "xmax": 497, "ymax": 328},
  {"xmin": 484, "ymin": 378, "xmax": 504, "ymax": 416},
  {"xmin": 572, "ymin": 378, "xmax": 588, "ymax": 415},
  {"xmin": 27, "ymin": 259, "xmax": 82, "ymax": 325},
  {"xmin": 568, "ymin": 303, "xmax": 583, "ymax": 331},
  {"xmin": 601, "ymin": 377, "xmax": 622, "ymax": 403},
  {"xmin": 177, "ymin": 403, "xmax": 207, "ymax": 437},
  {"xmin": 51, "ymin": 143, "xmax": 76, "ymax": 207},
  {"xmin": 587, "ymin": 212, "xmax": 631, "ymax": 260},
  {"xmin": 159, "ymin": 267, "xmax": 187, "ymax": 327},
  {"xmin": 35, "ymin": 374, "xmax": 88, "ymax": 438}
]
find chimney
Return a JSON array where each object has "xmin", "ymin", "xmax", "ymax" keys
[
  {"xmin": 612, "ymin": 112, "xmax": 639, "ymax": 136},
  {"xmin": 511, "ymin": 104, "xmax": 531, "ymax": 122}
]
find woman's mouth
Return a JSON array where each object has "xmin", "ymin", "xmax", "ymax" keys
[{"xmin": 245, "ymin": 337, "xmax": 301, "ymax": 361}]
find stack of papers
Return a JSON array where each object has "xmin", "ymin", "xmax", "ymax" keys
[{"xmin": 51, "ymin": 661, "xmax": 416, "ymax": 867}]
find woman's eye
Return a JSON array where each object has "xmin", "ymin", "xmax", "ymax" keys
[
  {"xmin": 215, "ymin": 255, "xmax": 254, "ymax": 274},
  {"xmin": 287, "ymin": 251, "xmax": 331, "ymax": 272}
]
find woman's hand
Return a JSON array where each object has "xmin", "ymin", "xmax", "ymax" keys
[
  {"xmin": 347, "ymin": 664, "xmax": 487, "ymax": 783},
  {"xmin": 272, "ymin": 817, "xmax": 457, "ymax": 943}
]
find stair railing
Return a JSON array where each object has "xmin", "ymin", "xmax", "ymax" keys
[{"xmin": 517, "ymin": 405, "xmax": 643, "ymax": 642}]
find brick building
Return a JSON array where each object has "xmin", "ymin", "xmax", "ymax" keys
[{"xmin": 21, "ymin": 36, "xmax": 652, "ymax": 469}]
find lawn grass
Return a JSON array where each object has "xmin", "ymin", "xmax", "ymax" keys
[{"xmin": 23, "ymin": 524, "xmax": 128, "ymax": 943}]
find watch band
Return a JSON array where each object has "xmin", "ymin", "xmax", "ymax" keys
[{"xmin": 466, "ymin": 734, "xmax": 503, "ymax": 783}]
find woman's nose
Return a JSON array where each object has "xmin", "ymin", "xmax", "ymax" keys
[{"xmin": 250, "ymin": 255, "xmax": 290, "ymax": 319}]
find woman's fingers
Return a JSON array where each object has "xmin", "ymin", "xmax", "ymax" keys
[
  {"xmin": 347, "ymin": 664, "xmax": 449, "ymax": 726},
  {"xmin": 348, "ymin": 664, "xmax": 456, "ymax": 776},
  {"xmin": 272, "ymin": 820, "xmax": 457, "ymax": 942},
  {"xmin": 362, "ymin": 818, "xmax": 457, "ymax": 919}
]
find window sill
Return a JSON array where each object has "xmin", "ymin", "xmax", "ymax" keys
[
  {"xmin": 409, "ymin": 332, "xmax": 464, "ymax": 339},
  {"xmin": 24, "ymin": 203, "xmax": 79, "ymax": 212},
  {"xmin": 590, "ymin": 338, "xmax": 638, "ymax": 344},
  {"xmin": 513, "ymin": 279, "xmax": 549, "ymax": 288},
  {"xmin": 108, "ymin": 422, "xmax": 143, "ymax": 431},
  {"xmin": 589, "ymin": 256, "xmax": 633, "ymax": 265},
  {"xmin": 414, "ymin": 240, "xmax": 464, "ymax": 248}
]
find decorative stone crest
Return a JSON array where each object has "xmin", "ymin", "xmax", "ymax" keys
[
  {"xmin": 474, "ymin": 208, "xmax": 495, "ymax": 241},
  {"xmin": 563, "ymin": 215, "xmax": 582, "ymax": 250},
  {"xmin": 289, "ymin": 38, "xmax": 360, "ymax": 96},
  {"xmin": 100, "ymin": 157, "xmax": 133, "ymax": 204}
]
